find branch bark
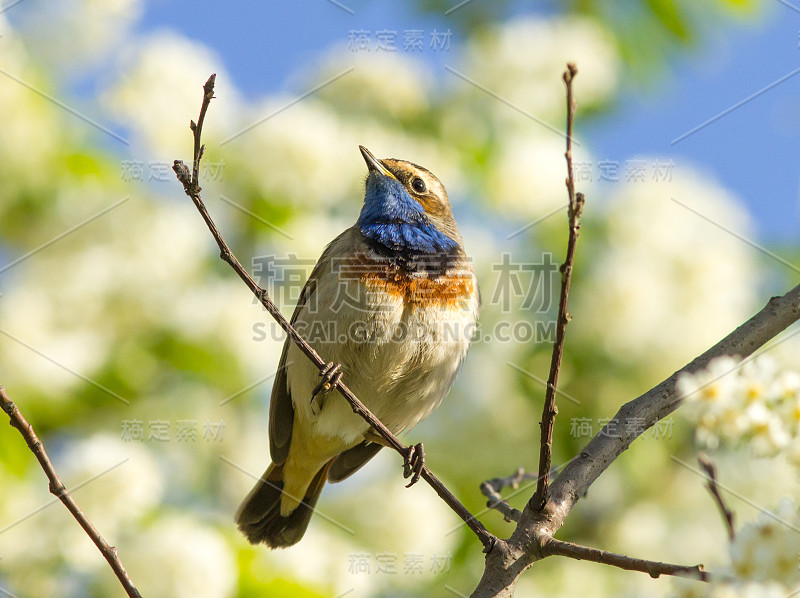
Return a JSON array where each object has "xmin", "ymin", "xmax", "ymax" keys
[
  {"xmin": 543, "ymin": 538, "xmax": 708, "ymax": 581},
  {"xmin": 481, "ymin": 467, "xmax": 540, "ymax": 523},
  {"xmin": 0, "ymin": 386, "xmax": 142, "ymax": 598},
  {"xmin": 533, "ymin": 62, "xmax": 585, "ymax": 509},
  {"xmin": 472, "ymin": 283, "xmax": 800, "ymax": 596},
  {"xmin": 172, "ymin": 74, "xmax": 496, "ymax": 551}
]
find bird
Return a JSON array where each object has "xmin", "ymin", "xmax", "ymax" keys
[{"xmin": 235, "ymin": 146, "xmax": 479, "ymax": 548}]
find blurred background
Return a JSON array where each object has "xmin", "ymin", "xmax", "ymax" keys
[{"xmin": 0, "ymin": 1, "xmax": 799, "ymax": 596}]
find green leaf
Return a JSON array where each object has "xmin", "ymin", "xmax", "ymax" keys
[{"xmin": 645, "ymin": 0, "xmax": 691, "ymax": 41}]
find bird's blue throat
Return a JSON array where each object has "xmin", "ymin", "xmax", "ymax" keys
[{"xmin": 357, "ymin": 175, "xmax": 458, "ymax": 257}]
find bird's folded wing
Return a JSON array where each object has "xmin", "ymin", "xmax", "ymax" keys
[
  {"xmin": 268, "ymin": 227, "xmax": 355, "ymax": 465},
  {"xmin": 328, "ymin": 441, "xmax": 383, "ymax": 483}
]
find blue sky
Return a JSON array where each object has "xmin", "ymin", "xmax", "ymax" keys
[
  {"xmin": 130, "ymin": 1, "xmax": 800, "ymax": 241},
  {"xmin": 589, "ymin": 3, "xmax": 800, "ymax": 244},
  {"xmin": 14, "ymin": 0, "xmax": 795, "ymax": 242}
]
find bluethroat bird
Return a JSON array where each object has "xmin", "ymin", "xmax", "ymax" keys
[{"xmin": 236, "ymin": 146, "xmax": 479, "ymax": 547}]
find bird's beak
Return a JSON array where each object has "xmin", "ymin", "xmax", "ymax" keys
[{"xmin": 359, "ymin": 145, "xmax": 397, "ymax": 181}]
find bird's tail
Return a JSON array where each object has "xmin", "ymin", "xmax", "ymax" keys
[{"xmin": 235, "ymin": 460, "xmax": 332, "ymax": 548}]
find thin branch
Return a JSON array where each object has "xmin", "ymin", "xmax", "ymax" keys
[
  {"xmin": 481, "ymin": 467, "xmax": 538, "ymax": 523},
  {"xmin": 698, "ymin": 454, "xmax": 736, "ymax": 541},
  {"xmin": 0, "ymin": 386, "xmax": 142, "ymax": 598},
  {"xmin": 173, "ymin": 75, "xmax": 496, "ymax": 551},
  {"xmin": 481, "ymin": 464, "xmax": 570, "ymax": 524},
  {"xmin": 190, "ymin": 74, "xmax": 215, "ymax": 186},
  {"xmin": 543, "ymin": 537, "xmax": 709, "ymax": 581},
  {"xmin": 532, "ymin": 63, "xmax": 585, "ymax": 510}
]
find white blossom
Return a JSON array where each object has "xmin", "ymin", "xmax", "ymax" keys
[
  {"xmin": 484, "ymin": 132, "xmax": 594, "ymax": 218},
  {"xmin": 232, "ymin": 98, "xmax": 362, "ymax": 209},
  {"xmin": 314, "ymin": 49, "xmax": 432, "ymax": 119},
  {"xmin": 575, "ymin": 166, "xmax": 758, "ymax": 370},
  {"xmin": 460, "ymin": 16, "xmax": 619, "ymax": 128},
  {"xmin": 729, "ymin": 498, "xmax": 800, "ymax": 586},
  {"xmin": 120, "ymin": 515, "xmax": 236, "ymax": 598},
  {"xmin": 672, "ymin": 578, "xmax": 787, "ymax": 598},
  {"xmin": 0, "ymin": 17, "xmax": 63, "ymax": 187},
  {"xmin": 19, "ymin": 0, "xmax": 143, "ymax": 68},
  {"xmin": 679, "ymin": 356, "xmax": 800, "ymax": 457}
]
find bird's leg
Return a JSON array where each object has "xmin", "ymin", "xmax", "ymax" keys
[
  {"xmin": 310, "ymin": 362, "xmax": 343, "ymax": 415},
  {"xmin": 364, "ymin": 430, "xmax": 425, "ymax": 488}
]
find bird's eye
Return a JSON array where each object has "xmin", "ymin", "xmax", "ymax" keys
[{"xmin": 411, "ymin": 177, "xmax": 426, "ymax": 194}]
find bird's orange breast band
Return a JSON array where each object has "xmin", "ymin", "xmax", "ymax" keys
[{"xmin": 342, "ymin": 253, "xmax": 474, "ymax": 308}]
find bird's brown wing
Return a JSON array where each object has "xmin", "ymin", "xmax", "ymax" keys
[
  {"xmin": 268, "ymin": 229, "xmax": 353, "ymax": 465},
  {"xmin": 328, "ymin": 440, "xmax": 383, "ymax": 483},
  {"xmin": 267, "ymin": 345, "xmax": 295, "ymax": 465},
  {"xmin": 268, "ymin": 264, "xmax": 323, "ymax": 465}
]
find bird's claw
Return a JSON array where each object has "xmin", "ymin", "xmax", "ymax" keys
[
  {"xmin": 313, "ymin": 362, "xmax": 343, "ymax": 397},
  {"xmin": 310, "ymin": 362, "xmax": 343, "ymax": 414},
  {"xmin": 403, "ymin": 442, "xmax": 425, "ymax": 488}
]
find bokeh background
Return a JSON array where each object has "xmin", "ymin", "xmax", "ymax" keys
[{"xmin": 1, "ymin": 1, "xmax": 799, "ymax": 596}]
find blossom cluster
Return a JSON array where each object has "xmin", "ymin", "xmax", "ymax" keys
[
  {"xmin": 672, "ymin": 498, "xmax": 800, "ymax": 597},
  {"xmin": 678, "ymin": 355, "xmax": 800, "ymax": 461}
]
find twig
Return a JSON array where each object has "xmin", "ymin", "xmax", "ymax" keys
[
  {"xmin": 172, "ymin": 75, "xmax": 496, "ymax": 552},
  {"xmin": 0, "ymin": 386, "xmax": 142, "ymax": 598},
  {"xmin": 543, "ymin": 537, "xmax": 709, "ymax": 581},
  {"xmin": 697, "ymin": 454, "xmax": 735, "ymax": 541},
  {"xmin": 480, "ymin": 467, "xmax": 536, "ymax": 523},
  {"xmin": 532, "ymin": 63, "xmax": 585, "ymax": 510},
  {"xmin": 481, "ymin": 467, "xmax": 563, "ymax": 523}
]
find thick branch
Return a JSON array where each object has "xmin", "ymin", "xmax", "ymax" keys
[
  {"xmin": 533, "ymin": 63, "xmax": 585, "ymax": 509},
  {"xmin": 0, "ymin": 386, "xmax": 142, "ymax": 598},
  {"xmin": 545, "ymin": 286, "xmax": 800, "ymax": 526},
  {"xmin": 173, "ymin": 75, "xmax": 496, "ymax": 551},
  {"xmin": 471, "ymin": 283, "xmax": 800, "ymax": 596}
]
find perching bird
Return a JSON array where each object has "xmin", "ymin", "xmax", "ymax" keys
[{"xmin": 236, "ymin": 146, "xmax": 479, "ymax": 548}]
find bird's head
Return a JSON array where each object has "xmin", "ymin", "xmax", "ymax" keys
[{"xmin": 357, "ymin": 146, "xmax": 461, "ymax": 255}]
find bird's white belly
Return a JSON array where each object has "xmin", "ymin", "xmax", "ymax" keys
[{"xmin": 286, "ymin": 273, "xmax": 477, "ymax": 446}]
